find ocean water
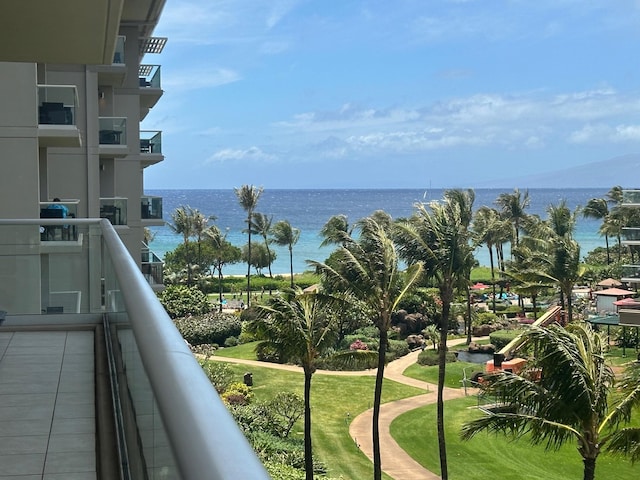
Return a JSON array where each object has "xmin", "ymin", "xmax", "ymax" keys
[{"xmin": 146, "ymin": 188, "xmax": 609, "ymax": 276}]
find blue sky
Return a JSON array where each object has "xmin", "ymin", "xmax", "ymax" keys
[{"xmin": 143, "ymin": 0, "xmax": 640, "ymax": 189}]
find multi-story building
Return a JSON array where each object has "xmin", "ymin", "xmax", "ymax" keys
[{"xmin": 0, "ymin": 2, "xmax": 268, "ymax": 478}]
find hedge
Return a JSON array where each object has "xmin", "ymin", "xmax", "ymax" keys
[{"xmin": 173, "ymin": 311, "xmax": 241, "ymax": 346}]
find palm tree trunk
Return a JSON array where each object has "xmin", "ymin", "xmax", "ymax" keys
[
  {"xmin": 583, "ymin": 457, "xmax": 596, "ymax": 480},
  {"xmin": 605, "ymin": 235, "xmax": 610, "ymax": 265},
  {"xmin": 304, "ymin": 368, "xmax": 314, "ymax": 480},
  {"xmin": 489, "ymin": 246, "xmax": 496, "ymax": 313},
  {"xmin": 437, "ymin": 301, "xmax": 450, "ymax": 480},
  {"xmin": 289, "ymin": 245, "xmax": 294, "ymax": 288},
  {"xmin": 466, "ymin": 287, "xmax": 472, "ymax": 344},
  {"xmin": 246, "ymin": 218, "xmax": 252, "ymax": 306},
  {"xmin": 372, "ymin": 328, "xmax": 387, "ymax": 480},
  {"xmin": 265, "ymin": 236, "xmax": 273, "ymax": 278},
  {"xmin": 218, "ymin": 266, "xmax": 224, "ymax": 313}
]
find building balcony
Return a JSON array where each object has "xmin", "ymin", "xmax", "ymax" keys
[
  {"xmin": 39, "ymin": 200, "xmax": 80, "ymax": 243},
  {"xmin": 99, "ymin": 117, "xmax": 128, "ymax": 156},
  {"xmin": 142, "ymin": 242, "xmax": 164, "ymax": 290},
  {"xmin": 37, "ymin": 85, "xmax": 81, "ymax": 148},
  {"xmin": 141, "ymin": 195, "xmax": 163, "ymax": 226},
  {"xmin": 621, "ymin": 227, "xmax": 640, "ymax": 245},
  {"xmin": 100, "ymin": 197, "xmax": 127, "ymax": 226},
  {"xmin": 140, "ymin": 130, "xmax": 164, "ymax": 167},
  {"xmin": 95, "ymin": 35, "xmax": 127, "ymax": 86},
  {"xmin": 0, "ymin": 218, "xmax": 268, "ymax": 478},
  {"xmin": 622, "ymin": 189, "xmax": 640, "ymax": 207},
  {"xmin": 139, "ymin": 64, "xmax": 163, "ymax": 112},
  {"xmin": 620, "ymin": 264, "xmax": 640, "ymax": 284}
]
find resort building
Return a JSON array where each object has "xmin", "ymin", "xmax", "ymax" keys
[
  {"xmin": 0, "ymin": 1, "xmax": 268, "ymax": 478},
  {"xmin": 620, "ymin": 189, "xmax": 640, "ymax": 327}
]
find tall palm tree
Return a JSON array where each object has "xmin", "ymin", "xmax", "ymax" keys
[
  {"xmin": 319, "ymin": 214, "xmax": 350, "ymax": 247},
  {"xmin": 169, "ymin": 205, "xmax": 198, "ymax": 285},
  {"xmin": 205, "ymin": 226, "xmax": 242, "ymax": 310},
  {"xmin": 462, "ymin": 323, "xmax": 640, "ymax": 480},
  {"xmin": 251, "ymin": 212, "xmax": 274, "ymax": 278},
  {"xmin": 252, "ymin": 287, "xmax": 339, "ymax": 480},
  {"xmin": 234, "ymin": 185, "xmax": 264, "ymax": 306},
  {"xmin": 472, "ymin": 206, "xmax": 503, "ymax": 312},
  {"xmin": 395, "ymin": 191, "xmax": 475, "ymax": 480},
  {"xmin": 309, "ymin": 214, "xmax": 423, "ymax": 480},
  {"xmin": 582, "ymin": 197, "xmax": 611, "ymax": 264},
  {"xmin": 271, "ymin": 220, "xmax": 300, "ymax": 288},
  {"xmin": 496, "ymin": 188, "xmax": 530, "ymax": 250}
]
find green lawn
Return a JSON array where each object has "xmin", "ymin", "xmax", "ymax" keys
[
  {"xmin": 390, "ymin": 395, "xmax": 638, "ymax": 479},
  {"xmin": 221, "ymin": 362, "xmax": 424, "ymax": 479},
  {"xmin": 403, "ymin": 360, "xmax": 484, "ymax": 389},
  {"xmin": 215, "ymin": 341, "xmax": 260, "ymax": 359}
]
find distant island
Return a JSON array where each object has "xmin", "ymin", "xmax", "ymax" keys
[{"xmin": 474, "ymin": 153, "xmax": 640, "ymax": 189}]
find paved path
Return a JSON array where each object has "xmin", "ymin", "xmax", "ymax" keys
[{"xmin": 212, "ymin": 337, "xmax": 485, "ymax": 480}]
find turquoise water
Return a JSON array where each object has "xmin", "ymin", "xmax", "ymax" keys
[{"xmin": 146, "ymin": 188, "xmax": 608, "ymax": 276}]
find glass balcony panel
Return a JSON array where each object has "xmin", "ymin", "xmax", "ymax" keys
[
  {"xmin": 38, "ymin": 85, "xmax": 78, "ymax": 125},
  {"xmin": 40, "ymin": 200, "xmax": 80, "ymax": 241},
  {"xmin": 99, "ymin": 117, "xmax": 127, "ymax": 145},
  {"xmin": 141, "ymin": 243, "xmax": 164, "ymax": 287},
  {"xmin": 141, "ymin": 196, "xmax": 162, "ymax": 220},
  {"xmin": 621, "ymin": 228, "xmax": 640, "ymax": 243},
  {"xmin": 621, "ymin": 264, "xmax": 640, "ymax": 283},
  {"xmin": 622, "ymin": 190, "xmax": 640, "ymax": 205},
  {"xmin": 140, "ymin": 130, "xmax": 162, "ymax": 154},
  {"xmin": 100, "ymin": 197, "xmax": 127, "ymax": 225},
  {"xmin": 138, "ymin": 65, "xmax": 161, "ymax": 88},
  {"xmin": 113, "ymin": 35, "xmax": 125, "ymax": 64}
]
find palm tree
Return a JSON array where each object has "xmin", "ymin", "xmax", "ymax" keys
[
  {"xmin": 395, "ymin": 191, "xmax": 475, "ymax": 480},
  {"xmin": 472, "ymin": 206, "xmax": 505, "ymax": 312},
  {"xmin": 169, "ymin": 205, "xmax": 198, "ymax": 285},
  {"xmin": 251, "ymin": 212, "xmax": 274, "ymax": 278},
  {"xmin": 319, "ymin": 214, "xmax": 350, "ymax": 246},
  {"xmin": 205, "ymin": 226, "xmax": 242, "ymax": 310},
  {"xmin": 496, "ymin": 188, "xmax": 530, "ymax": 250},
  {"xmin": 234, "ymin": 185, "xmax": 263, "ymax": 306},
  {"xmin": 582, "ymin": 197, "xmax": 611, "ymax": 264},
  {"xmin": 462, "ymin": 323, "xmax": 640, "ymax": 480},
  {"xmin": 271, "ymin": 220, "xmax": 300, "ymax": 288},
  {"xmin": 309, "ymin": 214, "xmax": 423, "ymax": 480},
  {"xmin": 251, "ymin": 287, "xmax": 339, "ymax": 480}
]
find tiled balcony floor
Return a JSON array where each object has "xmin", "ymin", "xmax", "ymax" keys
[{"xmin": 0, "ymin": 330, "xmax": 95, "ymax": 480}]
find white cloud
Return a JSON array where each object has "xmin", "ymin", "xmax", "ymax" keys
[
  {"xmin": 205, "ymin": 146, "xmax": 277, "ymax": 163},
  {"xmin": 569, "ymin": 123, "xmax": 640, "ymax": 144}
]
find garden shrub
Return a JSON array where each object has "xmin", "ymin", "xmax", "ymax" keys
[
  {"xmin": 417, "ymin": 348, "xmax": 457, "ymax": 366},
  {"xmin": 475, "ymin": 311, "xmax": 499, "ymax": 326},
  {"xmin": 221, "ymin": 382, "xmax": 254, "ymax": 405},
  {"xmin": 224, "ymin": 336, "xmax": 239, "ymax": 347},
  {"xmin": 386, "ymin": 339, "xmax": 410, "ymax": 361},
  {"xmin": 198, "ymin": 359, "xmax": 233, "ymax": 393},
  {"xmin": 173, "ymin": 311, "xmax": 241, "ymax": 346},
  {"xmin": 158, "ymin": 285, "xmax": 212, "ymax": 318},
  {"xmin": 339, "ymin": 334, "xmax": 379, "ymax": 352},
  {"xmin": 490, "ymin": 329, "xmax": 524, "ymax": 351}
]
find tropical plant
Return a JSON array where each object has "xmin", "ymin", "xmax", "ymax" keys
[
  {"xmin": 205, "ymin": 226, "xmax": 242, "ymax": 310},
  {"xmin": 461, "ymin": 323, "xmax": 640, "ymax": 480},
  {"xmin": 250, "ymin": 287, "xmax": 339, "ymax": 480},
  {"xmin": 271, "ymin": 220, "xmax": 301, "ymax": 288},
  {"xmin": 395, "ymin": 190, "xmax": 476, "ymax": 480},
  {"xmin": 582, "ymin": 197, "xmax": 611, "ymax": 264},
  {"xmin": 252, "ymin": 212, "xmax": 275, "ymax": 278},
  {"xmin": 243, "ymin": 243, "xmax": 276, "ymax": 276},
  {"xmin": 495, "ymin": 188, "xmax": 530, "ymax": 250},
  {"xmin": 310, "ymin": 213, "xmax": 423, "ymax": 480},
  {"xmin": 319, "ymin": 214, "xmax": 350, "ymax": 247},
  {"xmin": 235, "ymin": 184, "xmax": 264, "ymax": 306}
]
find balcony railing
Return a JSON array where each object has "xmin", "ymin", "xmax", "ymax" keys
[
  {"xmin": 39, "ymin": 200, "xmax": 80, "ymax": 241},
  {"xmin": 38, "ymin": 85, "xmax": 78, "ymax": 125},
  {"xmin": 100, "ymin": 197, "xmax": 127, "ymax": 225},
  {"xmin": 99, "ymin": 117, "xmax": 127, "ymax": 146},
  {"xmin": 140, "ymin": 130, "xmax": 162, "ymax": 154},
  {"xmin": 139, "ymin": 65, "xmax": 161, "ymax": 88},
  {"xmin": 622, "ymin": 190, "xmax": 640, "ymax": 206},
  {"xmin": 142, "ymin": 242, "xmax": 164, "ymax": 287},
  {"xmin": 141, "ymin": 195, "xmax": 162, "ymax": 220},
  {"xmin": 621, "ymin": 264, "xmax": 640, "ymax": 283},
  {"xmin": 0, "ymin": 218, "xmax": 269, "ymax": 478},
  {"xmin": 113, "ymin": 35, "xmax": 125, "ymax": 64},
  {"xmin": 621, "ymin": 227, "xmax": 640, "ymax": 244}
]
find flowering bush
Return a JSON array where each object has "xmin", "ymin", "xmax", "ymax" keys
[{"xmin": 349, "ymin": 339, "xmax": 369, "ymax": 351}]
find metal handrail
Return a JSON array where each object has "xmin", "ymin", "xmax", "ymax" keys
[{"xmin": 100, "ymin": 219, "xmax": 269, "ymax": 479}]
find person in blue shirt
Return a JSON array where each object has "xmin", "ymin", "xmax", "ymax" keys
[{"xmin": 48, "ymin": 198, "xmax": 69, "ymax": 217}]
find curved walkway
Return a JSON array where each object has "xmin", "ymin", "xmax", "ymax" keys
[{"xmin": 212, "ymin": 337, "xmax": 486, "ymax": 480}]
